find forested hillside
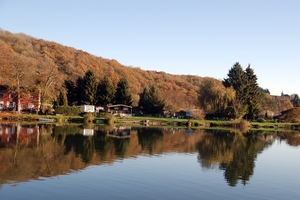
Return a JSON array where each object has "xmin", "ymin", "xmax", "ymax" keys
[
  {"xmin": 0, "ymin": 30, "xmax": 295, "ymax": 116},
  {"xmin": 0, "ymin": 30, "xmax": 202, "ymax": 111}
]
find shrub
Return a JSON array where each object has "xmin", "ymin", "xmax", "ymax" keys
[
  {"xmin": 232, "ymin": 119, "xmax": 250, "ymax": 133},
  {"xmin": 257, "ymin": 118, "xmax": 266, "ymax": 123},
  {"xmin": 83, "ymin": 112, "xmax": 95, "ymax": 124},
  {"xmin": 105, "ymin": 113, "xmax": 115, "ymax": 125},
  {"xmin": 55, "ymin": 106, "xmax": 82, "ymax": 116}
]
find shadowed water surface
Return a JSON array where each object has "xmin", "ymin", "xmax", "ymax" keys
[{"xmin": 0, "ymin": 123, "xmax": 299, "ymax": 199}]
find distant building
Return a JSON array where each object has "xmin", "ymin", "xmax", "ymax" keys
[
  {"xmin": 0, "ymin": 85, "xmax": 40, "ymax": 112},
  {"xmin": 107, "ymin": 104, "xmax": 132, "ymax": 117},
  {"xmin": 174, "ymin": 110, "xmax": 193, "ymax": 119},
  {"xmin": 78, "ymin": 105, "xmax": 95, "ymax": 112},
  {"xmin": 186, "ymin": 110, "xmax": 193, "ymax": 118},
  {"xmin": 281, "ymin": 91, "xmax": 290, "ymax": 98}
]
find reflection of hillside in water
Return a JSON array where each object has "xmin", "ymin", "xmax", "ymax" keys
[{"xmin": 0, "ymin": 124, "xmax": 299, "ymax": 187}]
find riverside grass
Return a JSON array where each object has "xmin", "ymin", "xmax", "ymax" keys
[{"xmin": 0, "ymin": 112, "xmax": 299, "ymax": 131}]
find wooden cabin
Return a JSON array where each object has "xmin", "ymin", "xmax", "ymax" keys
[{"xmin": 107, "ymin": 104, "xmax": 132, "ymax": 117}]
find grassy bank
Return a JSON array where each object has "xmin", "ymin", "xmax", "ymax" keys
[
  {"xmin": 1, "ymin": 112, "xmax": 299, "ymax": 131},
  {"xmin": 113, "ymin": 116, "xmax": 300, "ymax": 131}
]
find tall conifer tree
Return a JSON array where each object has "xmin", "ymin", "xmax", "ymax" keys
[
  {"xmin": 223, "ymin": 62, "xmax": 247, "ymax": 102},
  {"xmin": 78, "ymin": 70, "xmax": 98, "ymax": 105},
  {"xmin": 115, "ymin": 77, "xmax": 132, "ymax": 105},
  {"xmin": 65, "ymin": 80, "xmax": 77, "ymax": 105},
  {"xmin": 223, "ymin": 62, "xmax": 260, "ymax": 119},
  {"xmin": 245, "ymin": 65, "xmax": 260, "ymax": 119},
  {"xmin": 139, "ymin": 85, "xmax": 165, "ymax": 115},
  {"xmin": 97, "ymin": 76, "xmax": 115, "ymax": 106},
  {"xmin": 75, "ymin": 77, "xmax": 84, "ymax": 105},
  {"xmin": 223, "ymin": 62, "xmax": 248, "ymax": 118}
]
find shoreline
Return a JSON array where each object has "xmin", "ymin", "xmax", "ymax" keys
[{"xmin": 0, "ymin": 112, "xmax": 299, "ymax": 131}]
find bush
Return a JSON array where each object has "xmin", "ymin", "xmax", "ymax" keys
[
  {"xmin": 105, "ymin": 113, "xmax": 115, "ymax": 125},
  {"xmin": 54, "ymin": 106, "xmax": 82, "ymax": 116},
  {"xmin": 232, "ymin": 119, "xmax": 250, "ymax": 133},
  {"xmin": 257, "ymin": 118, "xmax": 266, "ymax": 123},
  {"xmin": 83, "ymin": 112, "xmax": 95, "ymax": 124}
]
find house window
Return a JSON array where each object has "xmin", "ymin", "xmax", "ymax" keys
[
  {"xmin": 0, "ymin": 92, "xmax": 3, "ymax": 98},
  {"xmin": 9, "ymin": 93, "xmax": 14, "ymax": 98},
  {"xmin": 0, "ymin": 101, "xmax": 3, "ymax": 110},
  {"xmin": 28, "ymin": 103, "xmax": 34, "ymax": 109},
  {"xmin": 29, "ymin": 95, "xmax": 34, "ymax": 100},
  {"xmin": 8, "ymin": 102, "xmax": 15, "ymax": 108}
]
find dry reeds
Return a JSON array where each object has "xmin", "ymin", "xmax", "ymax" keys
[{"xmin": 232, "ymin": 119, "xmax": 250, "ymax": 133}]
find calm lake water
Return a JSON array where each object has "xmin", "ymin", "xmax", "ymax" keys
[{"xmin": 0, "ymin": 123, "xmax": 300, "ymax": 200}]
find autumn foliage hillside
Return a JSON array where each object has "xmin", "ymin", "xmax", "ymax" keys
[
  {"xmin": 0, "ymin": 30, "xmax": 294, "ymax": 115},
  {"xmin": 0, "ymin": 30, "xmax": 202, "ymax": 110}
]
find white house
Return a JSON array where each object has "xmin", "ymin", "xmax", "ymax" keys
[{"xmin": 78, "ymin": 105, "xmax": 95, "ymax": 112}]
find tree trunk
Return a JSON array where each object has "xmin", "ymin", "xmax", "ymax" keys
[{"xmin": 17, "ymin": 75, "xmax": 21, "ymax": 114}]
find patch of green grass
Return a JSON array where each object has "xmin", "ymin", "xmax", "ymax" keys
[{"xmin": 2, "ymin": 113, "xmax": 300, "ymax": 131}]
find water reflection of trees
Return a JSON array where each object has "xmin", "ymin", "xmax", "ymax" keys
[
  {"xmin": 137, "ymin": 128, "xmax": 163, "ymax": 155},
  {"xmin": 282, "ymin": 132, "xmax": 300, "ymax": 147},
  {"xmin": 1, "ymin": 123, "xmax": 300, "ymax": 187},
  {"xmin": 53, "ymin": 127, "xmax": 130, "ymax": 162},
  {"xmin": 196, "ymin": 130, "xmax": 273, "ymax": 186},
  {"xmin": 0, "ymin": 124, "xmax": 71, "ymax": 185}
]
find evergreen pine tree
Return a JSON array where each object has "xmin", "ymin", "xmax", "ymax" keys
[
  {"xmin": 64, "ymin": 80, "xmax": 78, "ymax": 105},
  {"xmin": 223, "ymin": 63, "xmax": 260, "ymax": 119},
  {"xmin": 223, "ymin": 62, "xmax": 248, "ymax": 119},
  {"xmin": 245, "ymin": 65, "xmax": 260, "ymax": 119},
  {"xmin": 57, "ymin": 91, "xmax": 68, "ymax": 106},
  {"xmin": 97, "ymin": 76, "xmax": 115, "ymax": 106},
  {"xmin": 78, "ymin": 70, "xmax": 98, "ymax": 105},
  {"xmin": 75, "ymin": 77, "xmax": 85, "ymax": 105},
  {"xmin": 115, "ymin": 77, "xmax": 132, "ymax": 105},
  {"xmin": 139, "ymin": 85, "xmax": 165, "ymax": 115},
  {"xmin": 223, "ymin": 62, "xmax": 247, "ymax": 101}
]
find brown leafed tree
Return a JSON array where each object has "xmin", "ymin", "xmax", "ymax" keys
[
  {"xmin": 1, "ymin": 53, "xmax": 35, "ymax": 113},
  {"xmin": 35, "ymin": 60, "xmax": 64, "ymax": 112}
]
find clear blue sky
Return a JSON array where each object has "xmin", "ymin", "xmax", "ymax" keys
[{"xmin": 1, "ymin": 0, "xmax": 299, "ymax": 96}]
